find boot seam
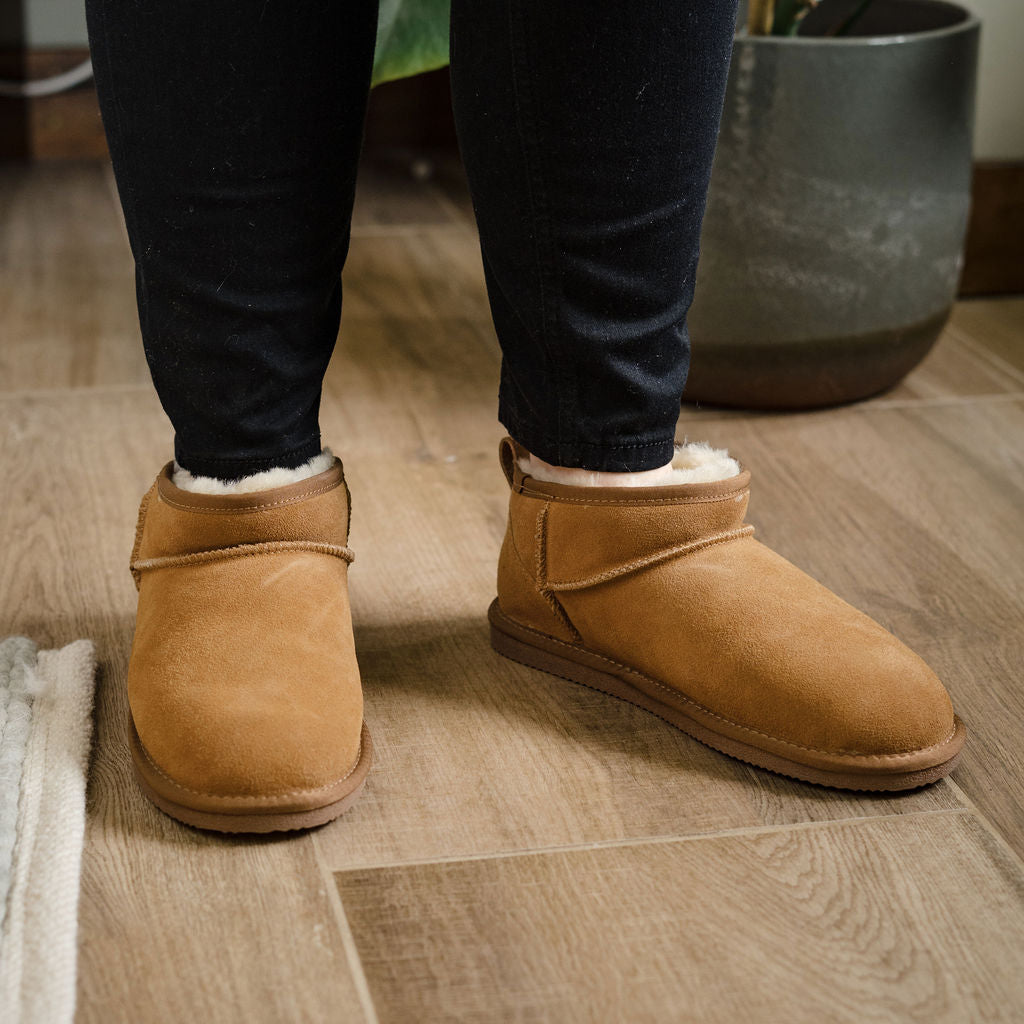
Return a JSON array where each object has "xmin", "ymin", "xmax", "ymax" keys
[
  {"xmin": 495, "ymin": 607, "xmax": 959, "ymax": 763},
  {"xmin": 547, "ymin": 527, "xmax": 755, "ymax": 591},
  {"xmin": 135, "ymin": 731, "xmax": 365, "ymax": 803},
  {"xmin": 130, "ymin": 540, "xmax": 355, "ymax": 576},
  {"xmin": 517, "ymin": 487, "xmax": 749, "ymax": 506},
  {"xmin": 506, "ymin": 517, "xmax": 572, "ymax": 637},
  {"xmin": 534, "ymin": 502, "xmax": 583, "ymax": 644},
  {"xmin": 158, "ymin": 478, "xmax": 341, "ymax": 514},
  {"xmin": 173, "ymin": 438, "xmax": 322, "ymax": 469},
  {"xmin": 129, "ymin": 483, "xmax": 157, "ymax": 590}
]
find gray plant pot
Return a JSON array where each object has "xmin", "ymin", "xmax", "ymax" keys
[{"xmin": 685, "ymin": 0, "xmax": 980, "ymax": 409}]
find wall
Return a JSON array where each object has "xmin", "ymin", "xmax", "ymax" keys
[
  {"xmin": 0, "ymin": 0, "xmax": 86, "ymax": 50},
  {"xmin": 967, "ymin": 0, "xmax": 1024, "ymax": 160}
]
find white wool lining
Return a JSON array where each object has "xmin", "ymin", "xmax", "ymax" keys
[
  {"xmin": 667, "ymin": 440, "xmax": 741, "ymax": 483},
  {"xmin": 172, "ymin": 447, "xmax": 335, "ymax": 494},
  {"xmin": 521, "ymin": 441, "xmax": 740, "ymax": 487}
]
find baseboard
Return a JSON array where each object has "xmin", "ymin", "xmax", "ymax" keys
[
  {"xmin": 959, "ymin": 163, "xmax": 1024, "ymax": 296},
  {"xmin": 0, "ymin": 48, "xmax": 107, "ymax": 160},
  {"xmin": 3, "ymin": 48, "xmax": 1021, "ymax": 296}
]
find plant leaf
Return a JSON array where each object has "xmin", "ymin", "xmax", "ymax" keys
[{"xmin": 371, "ymin": 0, "xmax": 452, "ymax": 87}]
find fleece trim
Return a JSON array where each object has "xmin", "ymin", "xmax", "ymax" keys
[
  {"xmin": 521, "ymin": 441, "xmax": 740, "ymax": 487},
  {"xmin": 172, "ymin": 448, "xmax": 335, "ymax": 495}
]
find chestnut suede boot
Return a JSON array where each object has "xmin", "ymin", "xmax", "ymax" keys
[
  {"xmin": 126, "ymin": 458, "xmax": 372, "ymax": 832},
  {"xmin": 490, "ymin": 437, "xmax": 965, "ymax": 790}
]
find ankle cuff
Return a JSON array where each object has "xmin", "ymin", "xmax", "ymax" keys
[
  {"xmin": 172, "ymin": 448, "xmax": 336, "ymax": 494},
  {"xmin": 520, "ymin": 441, "xmax": 740, "ymax": 487}
]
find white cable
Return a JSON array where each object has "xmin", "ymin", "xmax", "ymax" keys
[{"xmin": 0, "ymin": 58, "xmax": 94, "ymax": 98}]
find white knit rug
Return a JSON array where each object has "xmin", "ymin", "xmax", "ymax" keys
[{"xmin": 0, "ymin": 637, "xmax": 96, "ymax": 1024}]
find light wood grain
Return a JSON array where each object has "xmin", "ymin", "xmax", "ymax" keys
[
  {"xmin": 670, "ymin": 400, "xmax": 1024, "ymax": 853},
  {"xmin": 0, "ymin": 392, "xmax": 369, "ymax": 1022},
  {"xmin": 341, "ymin": 228, "xmax": 492, "ymax": 324},
  {"xmin": 312, "ymin": 448, "xmax": 962, "ymax": 874},
  {"xmin": 947, "ymin": 297, "xmax": 1024, "ymax": 382},
  {"xmin": 336, "ymin": 812, "xmax": 1024, "ymax": 1024},
  {"xmin": 78, "ymin": 829, "xmax": 369, "ymax": 1024},
  {"xmin": 3, "ymin": 160, "xmax": 1023, "ymax": 1023},
  {"xmin": 0, "ymin": 162, "xmax": 149, "ymax": 392},
  {"xmin": 323, "ymin": 317, "xmax": 500, "ymax": 458}
]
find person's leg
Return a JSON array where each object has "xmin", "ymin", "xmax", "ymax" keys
[
  {"xmin": 454, "ymin": 1, "xmax": 965, "ymax": 789},
  {"xmin": 449, "ymin": 0, "xmax": 739, "ymax": 475},
  {"xmin": 86, "ymin": 0, "xmax": 378, "ymax": 480},
  {"xmin": 86, "ymin": 0, "xmax": 379, "ymax": 830}
]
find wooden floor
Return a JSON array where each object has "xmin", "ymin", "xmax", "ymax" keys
[{"xmin": 2, "ymin": 158, "xmax": 1023, "ymax": 1022}]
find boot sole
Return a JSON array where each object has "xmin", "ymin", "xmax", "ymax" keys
[
  {"xmin": 488, "ymin": 600, "xmax": 965, "ymax": 792},
  {"xmin": 130, "ymin": 721, "xmax": 373, "ymax": 833}
]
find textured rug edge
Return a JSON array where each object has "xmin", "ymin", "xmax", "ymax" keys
[{"xmin": 0, "ymin": 638, "xmax": 96, "ymax": 1024}]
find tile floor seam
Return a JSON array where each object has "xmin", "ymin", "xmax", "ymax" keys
[
  {"xmin": 327, "ymin": 805, "xmax": 974, "ymax": 875},
  {"xmin": 350, "ymin": 222, "xmax": 477, "ymax": 237},
  {"xmin": 815, "ymin": 391, "xmax": 1024, "ymax": 414},
  {"xmin": 679, "ymin": 391, "xmax": 1024, "ymax": 425},
  {"xmin": 943, "ymin": 777, "xmax": 1024, "ymax": 874},
  {"xmin": 949, "ymin": 326, "xmax": 1024, "ymax": 387},
  {"xmin": 311, "ymin": 835, "xmax": 381, "ymax": 1024},
  {"xmin": 0, "ymin": 384, "xmax": 155, "ymax": 401}
]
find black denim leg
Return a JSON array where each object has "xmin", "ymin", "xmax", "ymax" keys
[
  {"xmin": 88, "ymin": 0, "xmax": 737, "ymax": 477},
  {"xmin": 85, "ymin": 0, "xmax": 379, "ymax": 478},
  {"xmin": 450, "ymin": 0, "xmax": 739, "ymax": 471}
]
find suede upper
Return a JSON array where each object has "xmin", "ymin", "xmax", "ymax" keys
[
  {"xmin": 496, "ymin": 437, "xmax": 959, "ymax": 773},
  {"xmin": 126, "ymin": 459, "xmax": 365, "ymax": 813}
]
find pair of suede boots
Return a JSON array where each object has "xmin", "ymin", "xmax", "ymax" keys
[{"xmin": 126, "ymin": 437, "xmax": 965, "ymax": 832}]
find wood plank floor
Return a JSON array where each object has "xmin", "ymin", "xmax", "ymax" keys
[
  {"xmin": 338, "ymin": 813, "xmax": 1024, "ymax": 1023},
  {"xmin": 1, "ymin": 158, "xmax": 1022, "ymax": 1023}
]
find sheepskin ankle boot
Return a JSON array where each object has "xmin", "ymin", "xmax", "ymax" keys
[
  {"xmin": 126, "ymin": 457, "xmax": 371, "ymax": 832},
  {"xmin": 490, "ymin": 437, "xmax": 965, "ymax": 790}
]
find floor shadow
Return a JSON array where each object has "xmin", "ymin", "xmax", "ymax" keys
[
  {"xmin": 351, "ymin": 614, "xmax": 943, "ymax": 813},
  {"xmin": 93, "ymin": 608, "xmax": 945, "ymax": 846}
]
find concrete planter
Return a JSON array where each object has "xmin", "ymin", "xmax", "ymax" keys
[{"xmin": 685, "ymin": 0, "xmax": 980, "ymax": 409}]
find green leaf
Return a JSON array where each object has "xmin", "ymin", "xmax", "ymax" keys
[
  {"xmin": 371, "ymin": 0, "xmax": 452, "ymax": 87},
  {"xmin": 771, "ymin": 0, "xmax": 810, "ymax": 35}
]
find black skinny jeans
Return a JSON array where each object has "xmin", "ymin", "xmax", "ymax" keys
[{"xmin": 85, "ymin": 0, "xmax": 738, "ymax": 477}]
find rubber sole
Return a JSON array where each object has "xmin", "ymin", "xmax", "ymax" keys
[
  {"xmin": 488, "ymin": 599, "xmax": 965, "ymax": 792},
  {"xmin": 130, "ymin": 721, "xmax": 373, "ymax": 833}
]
